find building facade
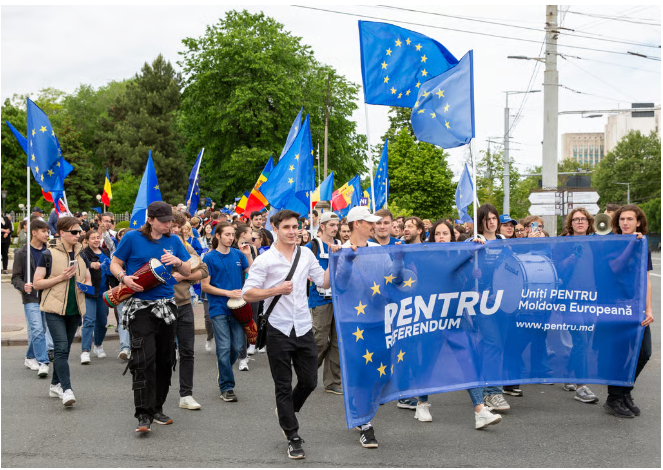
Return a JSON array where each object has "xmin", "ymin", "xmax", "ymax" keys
[
  {"xmin": 562, "ymin": 132, "xmax": 605, "ymax": 167},
  {"xmin": 604, "ymin": 106, "xmax": 660, "ymax": 153}
]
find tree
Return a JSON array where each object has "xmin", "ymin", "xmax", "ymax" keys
[
  {"xmin": 107, "ymin": 171, "xmax": 141, "ymax": 214},
  {"xmin": 178, "ymin": 10, "xmax": 366, "ymax": 203},
  {"xmin": 55, "ymin": 116, "xmax": 97, "ymax": 211},
  {"xmin": 96, "ymin": 54, "xmax": 187, "ymax": 203},
  {"xmin": 593, "ymin": 130, "xmax": 661, "ymax": 208}
]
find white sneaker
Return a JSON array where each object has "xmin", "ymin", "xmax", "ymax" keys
[
  {"xmin": 176, "ymin": 349, "xmax": 180, "ymax": 360},
  {"xmin": 414, "ymin": 402, "xmax": 433, "ymax": 422},
  {"xmin": 49, "ymin": 383, "xmax": 63, "ymax": 398},
  {"xmin": 204, "ymin": 341, "xmax": 212, "ymax": 353},
  {"xmin": 80, "ymin": 352, "xmax": 91, "ymax": 364},
  {"xmin": 258, "ymin": 347, "xmax": 266, "ymax": 354},
  {"xmin": 238, "ymin": 357, "xmax": 250, "ymax": 371},
  {"xmin": 484, "ymin": 393, "xmax": 510, "ymax": 411},
  {"xmin": 37, "ymin": 363, "xmax": 49, "ymax": 378},
  {"xmin": 93, "ymin": 345, "xmax": 106, "ymax": 358},
  {"xmin": 179, "ymin": 395, "xmax": 202, "ymax": 410},
  {"xmin": 475, "ymin": 406, "xmax": 502, "ymax": 429},
  {"xmin": 247, "ymin": 344, "xmax": 256, "ymax": 356},
  {"xmin": 25, "ymin": 358, "xmax": 39, "ymax": 371},
  {"xmin": 62, "ymin": 389, "xmax": 76, "ymax": 407},
  {"xmin": 118, "ymin": 349, "xmax": 130, "ymax": 361}
]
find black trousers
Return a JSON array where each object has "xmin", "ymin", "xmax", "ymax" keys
[
  {"xmin": 202, "ymin": 299, "xmax": 214, "ymax": 341},
  {"xmin": 267, "ymin": 323, "xmax": 318, "ymax": 440},
  {"xmin": 608, "ymin": 325, "xmax": 652, "ymax": 399},
  {"xmin": 128, "ymin": 307, "xmax": 175, "ymax": 420},
  {"xmin": 175, "ymin": 303, "xmax": 195, "ymax": 397},
  {"xmin": 1, "ymin": 241, "xmax": 10, "ymax": 270}
]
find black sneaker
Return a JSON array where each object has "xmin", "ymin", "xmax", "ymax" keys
[
  {"xmin": 503, "ymin": 386, "xmax": 523, "ymax": 397},
  {"xmin": 622, "ymin": 394, "xmax": 641, "ymax": 416},
  {"xmin": 603, "ymin": 399, "xmax": 635, "ymax": 418},
  {"xmin": 288, "ymin": 437, "xmax": 306, "ymax": 459},
  {"xmin": 359, "ymin": 426, "xmax": 379, "ymax": 448},
  {"xmin": 135, "ymin": 416, "xmax": 152, "ymax": 433},
  {"xmin": 47, "ymin": 350, "xmax": 55, "ymax": 362},
  {"xmin": 220, "ymin": 390, "xmax": 238, "ymax": 402},
  {"xmin": 153, "ymin": 412, "xmax": 173, "ymax": 425}
]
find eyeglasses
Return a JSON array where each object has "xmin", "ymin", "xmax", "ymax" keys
[
  {"xmin": 515, "ymin": 229, "xmax": 525, "ymax": 233},
  {"xmin": 572, "ymin": 218, "xmax": 588, "ymax": 223},
  {"xmin": 66, "ymin": 230, "xmax": 82, "ymax": 235},
  {"xmin": 252, "ymin": 237, "xmax": 260, "ymax": 241}
]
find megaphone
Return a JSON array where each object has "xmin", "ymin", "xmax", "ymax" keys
[{"xmin": 594, "ymin": 213, "xmax": 612, "ymax": 235}]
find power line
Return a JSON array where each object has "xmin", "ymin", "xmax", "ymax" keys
[
  {"xmin": 560, "ymin": 84, "xmax": 632, "ymax": 104},
  {"xmin": 562, "ymin": 54, "xmax": 661, "ymax": 74},
  {"xmin": 566, "ymin": 10, "xmax": 661, "ymax": 26},
  {"xmin": 292, "ymin": 5, "xmax": 662, "ymax": 61},
  {"xmin": 560, "ymin": 56, "xmax": 640, "ymax": 102}
]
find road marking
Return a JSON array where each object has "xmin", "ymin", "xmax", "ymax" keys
[{"xmin": 650, "ymin": 273, "xmax": 661, "ymax": 278}]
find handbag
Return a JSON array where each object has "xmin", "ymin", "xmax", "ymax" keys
[{"xmin": 255, "ymin": 246, "xmax": 301, "ymax": 350}]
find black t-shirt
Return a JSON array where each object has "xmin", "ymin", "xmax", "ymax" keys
[
  {"xmin": 648, "ymin": 249, "xmax": 653, "ymax": 272},
  {"xmin": 30, "ymin": 245, "xmax": 48, "ymax": 268}
]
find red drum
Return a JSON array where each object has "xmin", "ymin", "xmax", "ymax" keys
[
  {"xmin": 227, "ymin": 298, "xmax": 257, "ymax": 345},
  {"xmin": 103, "ymin": 259, "xmax": 167, "ymax": 308}
]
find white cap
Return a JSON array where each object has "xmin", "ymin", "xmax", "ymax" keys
[
  {"xmin": 81, "ymin": 212, "xmax": 87, "ymax": 216},
  {"xmin": 320, "ymin": 212, "xmax": 339, "ymax": 224},
  {"xmin": 347, "ymin": 206, "xmax": 381, "ymax": 223}
]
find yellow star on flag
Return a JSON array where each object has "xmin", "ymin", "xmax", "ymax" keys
[
  {"xmin": 403, "ymin": 277, "xmax": 416, "ymax": 287},
  {"xmin": 398, "ymin": 93, "xmax": 402, "ymax": 98},
  {"xmin": 370, "ymin": 282, "xmax": 381, "ymax": 296},
  {"xmin": 352, "ymin": 326, "xmax": 364, "ymax": 342},
  {"xmin": 40, "ymin": 174, "xmax": 44, "ymax": 181},
  {"xmin": 386, "ymin": 48, "xmax": 392, "ymax": 56},
  {"xmin": 421, "ymin": 69, "xmax": 428, "ymax": 77},
  {"xmin": 422, "ymin": 90, "xmax": 430, "ymax": 97},
  {"xmin": 288, "ymin": 178, "xmax": 294, "ymax": 184},
  {"xmin": 421, "ymin": 55, "xmax": 428, "ymax": 63},
  {"xmin": 381, "ymin": 61, "xmax": 388, "ymax": 69},
  {"xmin": 56, "ymin": 161, "xmax": 60, "ymax": 167},
  {"xmin": 415, "ymin": 81, "xmax": 421, "ymax": 88},
  {"xmin": 395, "ymin": 39, "xmax": 402, "ymax": 47},
  {"xmin": 311, "ymin": 149, "xmax": 314, "ymax": 155},
  {"xmin": 391, "ymin": 365, "xmax": 394, "ymax": 374},
  {"xmin": 384, "ymin": 76, "xmax": 389, "ymax": 84},
  {"xmin": 390, "ymin": 87, "xmax": 397, "ymax": 94},
  {"xmin": 295, "ymin": 154, "xmax": 299, "ymax": 160},
  {"xmin": 35, "ymin": 166, "xmax": 39, "ymax": 173},
  {"xmin": 430, "ymin": 112, "xmax": 436, "ymax": 118},
  {"xmin": 444, "ymin": 103, "xmax": 450, "ymax": 112},
  {"xmin": 384, "ymin": 273, "xmax": 395, "ymax": 284},
  {"xmin": 397, "ymin": 350, "xmax": 406, "ymax": 362},
  {"xmin": 363, "ymin": 349, "xmax": 374, "ymax": 364},
  {"xmin": 415, "ymin": 43, "xmax": 422, "ymax": 51},
  {"xmin": 377, "ymin": 363, "xmax": 387, "ymax": 377},
  {"xmin": 406, "ymin": 90, "xmax": 411, "ymax": 96},
  {"xmin": 40, "ymin": 126, "xmax": 47, "ymax": 133},
  {"xmin": 436, "ymin": 89, "xmax": 445, "ymax": 98},
  {"xmin": 47, "ymin": 169, "xmax": 54, "ymax": 176},
  {"xmin": 289, "ymin": 165, "xmax": 295, "ymax": 171},
  {"xmin": 355, "ymin": 301, "xmax": 367, "ymax": 315},
  {"xmin": 406, "ymin": 38, "xmax": 411, "ymax": 45},
  {"xmin": 154, "ymin": 185, "xmax": 159, "ymax": 190},
  {"xmin": 417, "ymin": 109, "xmax": 425, "ymax": 114},
  {"xmin": 31, "ymin": 129, "xmax": 36, "ymax": 137},
  {"xmin": 133, "ymin": 220, "xmax": 137, "ymax": 226},
  {"xmin": 445, "ymin": 121, "xmax": 451, "ymax": 130},
  {"xmin": 414, "ymin": 101, "xmax": 419, "ymax": 108},
  {"xmin": 31, "ymin": 154, "xmax": 35, "ymax": 161}
]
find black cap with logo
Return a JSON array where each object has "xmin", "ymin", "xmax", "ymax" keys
[{"xmin": 147, "ymin": 201, "xmax": 174, "ymax": 222}]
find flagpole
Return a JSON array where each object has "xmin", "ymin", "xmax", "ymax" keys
[
  {"xmin": 363, "ymin": 103, "xmax": 377, "ymax": 213},
  {"xmin": 26, "ymin": 166, "xmax": 31, "ymax": 284},
  {"xmin": 187, "ymin": 148, "xmax": 205, "ymax": 211},
  {"xmin": 470, "ymin": 139, "xmax": 478, "ymax": 240}
]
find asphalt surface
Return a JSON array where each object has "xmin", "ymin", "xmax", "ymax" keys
[{"xmin": 1, "ymin": 255, "xmax": 660, "ymax": 468}]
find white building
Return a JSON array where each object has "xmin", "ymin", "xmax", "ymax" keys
[{"xmin": 604, "ymin": 104, "xmax": 660, "ymax": 153}]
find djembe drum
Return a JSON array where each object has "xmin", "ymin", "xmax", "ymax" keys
[
  {"xmin": 103, "ymin": 258, "xmax": 167, "ymax": 308},
  {"xmin": 227, "ymin": 298, "xmax": 258, "ymax": 345}
]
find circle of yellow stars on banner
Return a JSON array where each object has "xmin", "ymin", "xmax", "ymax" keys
[{"xmin": 380, "ymin": 37, "xmax": 433, "ymax": 101}]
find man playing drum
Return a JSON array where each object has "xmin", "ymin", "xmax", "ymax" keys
[
  {"xmin": 200, "ymin": 221, "xmax": 253, "ymax": 403},
  {"xmin": 110, "ymin": 202, "xmax": 191, "ymax": 434}
]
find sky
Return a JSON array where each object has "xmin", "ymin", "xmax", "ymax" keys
[{"xmin": 2, "ymin": 3, "xmax": 660, "ymax": 180}]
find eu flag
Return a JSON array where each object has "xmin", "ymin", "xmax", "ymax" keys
[
  {"xmin": 411, "ymin": 50, "xmax": 475, "ymax": 149},
  {"xmin": 373, "ymin": 140, "xmax": 389, "ymax": 210},
  {"xmin": 281, "ymin": 107, "xmax": 303, "ymax": 158},
  {"xmin": 260, "ymin": 114, "xmax": 315, "ymax": 210},
  {"xmin": 130, "ymin": 151, "xmax": 162, "ymax": 228},
  {"xmin": 186, "ymin": 148, "xmax": 204, "ymax": 214},
  {"xmin": 319, "ymin": 171, "xmax": 334, "ymax": 202},
  {"xmin": 455, "ymin": 163, "xmax": 474, "ymax": 223},
  {"xmin": 359, "ymin": 21, "xmax": 458, "ymax": 108}
]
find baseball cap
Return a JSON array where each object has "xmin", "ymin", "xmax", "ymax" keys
[
  {"xmin": 147, "ymin": 201, "xmax": 174, "ymax": 222},
  {"xmin": 499, "ymin": 214, "xmax": 517, "ymax": 225},
  {"xmin": 320, "ymin": 212, "xmax": 340, "ymax": 224},
  {"xmin": 347, "ymin": 206, "xmax": 381, "ymax": 223},
  {"xmin": 33, "ymin": 207, "xmax": 44, "ymax": 213},
  {"xmin": 81, "ymin": 212, "xmax": 87, "ymax": 216}
]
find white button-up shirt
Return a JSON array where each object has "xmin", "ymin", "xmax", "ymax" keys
[{"xmin": 243, "ymin": 244, "xmax": 325, "ymax": 337}]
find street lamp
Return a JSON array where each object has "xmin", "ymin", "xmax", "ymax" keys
[
  {"xmin": 1, "ymin": 189, "xmax": 7, "ymax": 214},
  {"xmin": 96, "ymin": 194, "xmax": 102, "ymax": 202},
  {"xmin": 614, "ymin": 182, "xmax": 630, "ymax": 205},
  {"xmin": 502, "ymin": 90, "xmax": 541, "ymax": 214}
]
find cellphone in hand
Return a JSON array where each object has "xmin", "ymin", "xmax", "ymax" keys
[
  {"xmin": 69, "ymin": 260, "xmax": 78, "ymax": 267},
  {"xmin": 530, "ymin": 222, "xmax": 539, "ymax": 234}
]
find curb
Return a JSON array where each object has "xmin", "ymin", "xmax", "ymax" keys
[{"xmin": 1, "ymin": 327, "xmax": 209, "ymax": 347}]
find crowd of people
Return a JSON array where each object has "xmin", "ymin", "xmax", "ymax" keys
[{"xmin": 8, "ymin": 199, "xmax": 654, "ymax": 459}]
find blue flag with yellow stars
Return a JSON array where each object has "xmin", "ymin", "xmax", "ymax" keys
[
  {"xmin": 186, "ymin": 148, "xmax": 204, "ymax": 214},
  {"xmin": 260, "ymin": 114, "xmax": 315, "ymax": 210},
  {"xmin": 359, "ymin": 21, "xmax": 458, "ymax": 108},
  {"xmin": 130, "ymin": 151, "xmax": 162, "ymax": 228},
  {"xmin": 411, "ymin": 50, "xmax": 475, "ymax": 149},
  {"xmin": 281, "ymin": 107, "xmax": 303, "ymax": 158},
  {"xmin": 373, "ymin": 140, "xmax": 389, "ymax": 211},
  {"xmin": 329, "ymin": 236, "xmax": 649, "ymax": 428},
  {"xmin": 455, "ymin": 163, "xmax": 474, "ymax": 223}
]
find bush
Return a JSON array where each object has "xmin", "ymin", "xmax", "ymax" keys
[{"xmin": 115, "ymin": 220, "xmax": 130, "ymax": 230}]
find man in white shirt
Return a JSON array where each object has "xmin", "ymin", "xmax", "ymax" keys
[{"xmin": 243, "ymin": 209, "xmax": 338, "ymax": 460}]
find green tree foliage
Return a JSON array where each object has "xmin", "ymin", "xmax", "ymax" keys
[
  {"xmin": 55, "ymin": 116, "xmax": 97, "ymax": 211},
  {"xmin": 97, "ymin": 54, "xmax": 186, "ymax": 203},
  {"xmin": 107, "ymin": 171, "xmax": 141, "ymax": 214},
  {"xmin": 178, "ymin": 10, "xmax": 366, "ymax": 203},
  {"xmin": 593, "ymin": 130, "xmax": 661, "ymax": 208},
  {"xmin": 640, "ymin": 197, "xmax": 661, "ymax": 233}
]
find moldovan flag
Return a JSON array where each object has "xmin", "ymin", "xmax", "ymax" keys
[
  {"xmin": 243, "ymin": 156, "xmax": 274, "ymax": 214},
  {"xmin": 235, "ymin": 191, "xmax": 250, "ymax": 215},
  {"xmin": 101, "ymin": 168, "xmax": 112, "ymax": 206}
]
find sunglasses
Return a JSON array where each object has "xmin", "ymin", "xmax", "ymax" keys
[
  {"xmin": 66, "ymin": 230, "xmax": 83, "ymax": 235},
  {"xmin": 252, "ymin": 237, "xmax": 260, "ymax": 241}
]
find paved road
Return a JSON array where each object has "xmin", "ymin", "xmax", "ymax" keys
[{"xmin": 1, "ymin": 255, "xmax": 660, "ymax": 467}]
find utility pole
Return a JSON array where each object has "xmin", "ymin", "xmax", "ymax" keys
[
  {"xmin": 323, "ymin": 74, "xmax": 330, "ymax": 179},
  {"xmin": 542, "ymin": 5, "xmax": 559, "ymax": 235},
  {"xmin": 503, "ymin": 102, "xmax": 510, "ymax": 215}
]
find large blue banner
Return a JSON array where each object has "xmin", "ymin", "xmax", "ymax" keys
[{"xmin": 329, "ymin": 236, "xmax": 648, "ymax": 428}]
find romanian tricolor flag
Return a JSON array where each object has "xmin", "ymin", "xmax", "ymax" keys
[
  {"xmin": 235, "ymin": 191, "xmax": 250, "ymax": 215},
  {"xmin": 101, "ymin": 168, "xmax": 112, "ymax": 206},
  {"xmin": 243, "ymin": 156, "xmax": 274, "ymax": 214}
]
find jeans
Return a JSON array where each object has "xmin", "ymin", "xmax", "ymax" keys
[
  {"xmin": 608, "ymin": 325, "xmax": 652, "ymax": 399},
  {"xmin": 311, "ymin": 303, "xmax": 342, "ymax": 389},
  {"xmin": 45, "ymin": 313, "xmax": 81, "ymax": 391},
  {"xmin": 24, "ymin": 303, "xmax": 53, "ymax": 363},
  {"xmin": 211, "ymin": 314, "xmax": 245, "ymax": 391},
  {"xmin": 116, "ymin": 302, "xmax": 131, "ymax": 351},
  {"xmin": 175, "ymin": 303, "xmax": 195, "ymax": 397},
  {"xmin": 128, "ymin": 307, "xmax": 175, "ymax": 420},
  {"xmin": 467, "ymin": 388, "xmax": 486, "ymax": 407},
  {"xmin": 483, "ymin": 386, "xmax": 503, "ymax": 396},
  {"xmin": 267, "ymin": 323, "xmax": 318, "ymax": 440},
  {"xmin": 81, "ymin": 296, "xmax": 108, "ymax": 351},
  {"xmin": 202, "ymin": 298, "xmax": 214, "ymax": 341}
]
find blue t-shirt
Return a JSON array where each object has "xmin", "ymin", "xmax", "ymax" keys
[
  {"xmin": 205, "ymin": 248, "xmax": 249, "ymax": 318},
  {"xmin": 305, "ymin": 239, "xmax": 336, "ymax": 308},
  {"xmin": 370, "ymin": 237, "xmax": 401, "ymax": 246},
  {"xmin": 113, "ymin": 230, "xmax": 190, "ymax": 301},
  {"xmin": 192, "ymin": 227, "xmax": 200, "ymax": 238}
]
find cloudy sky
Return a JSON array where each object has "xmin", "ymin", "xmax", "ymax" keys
[{"xmin": 2, "ymin": 3, "xmax": 660, "ymax": 178}]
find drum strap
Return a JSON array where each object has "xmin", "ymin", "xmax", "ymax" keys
[{"xmin": 264, "ymin": 246, "xmax": 301, "ymax": 322}]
